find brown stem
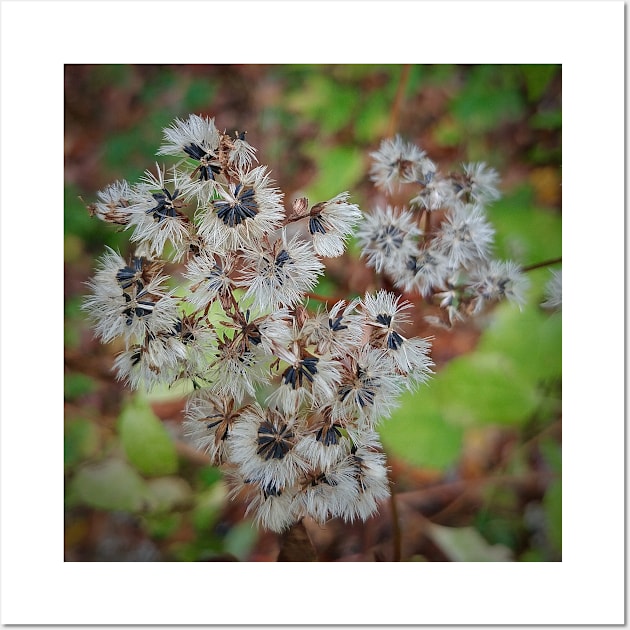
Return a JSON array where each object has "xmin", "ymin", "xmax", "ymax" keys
[
  {"xmin": 277, "ymin": 519, "xmax": 317, "ymax": 562},
  {"xmin": 388, "ymin": 474, "xmax": 402, "ymax": 562},
  {"xmin": 423, "ymin": 208, "xmax": 431, "ymax": 237},
  {"xmin": 227, "ymin": 288, "xmax": 244, "ymax": 316},
  {"xmin": 398, "ymin": 471, "xmax": 556, "ymax": 512},
  {"xmin": 521, "ymin": 256, "xmax": 562, "ymax": 272},
  {"xmin": 386, "ymin": 65, "xmax": 412, "ymax": 138},
  {"xmin": 304, "ymin": 291, "xmax": 334, "ymax": 306}
]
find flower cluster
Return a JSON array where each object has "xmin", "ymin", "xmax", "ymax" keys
[
  {"xmin": 83, "ymin": 115, "xmax": 433, "ymax": 532},
  {"xmin": 359, "ymin": 136, "xmax": 530, "ymax": 326},
  {"xmin": 542, "ymin": 269, "xmax": 562, "ymax": 311}
]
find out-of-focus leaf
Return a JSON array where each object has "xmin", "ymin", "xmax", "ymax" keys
[
  {"xmin": 192, "ymin": 483, "xmax": 227, "ymax": 533},
  {"xmin": 142, "ymin": 477, "xmax": 192, "ymax": 539},
  {"xmin": 224, "ymin": 521, "xmax": 260, "ymax": 561},
  {"xmin": 450, "ymin": 65, "xmax": 525, "ymax": 134},
  {"xmin": 540, "ymin": 437, "xmax": 562, "ymax": 554},
  {"xmin": 146, "ymin": 477, "xmax": 192, "ymax": 512},
  {"xmin": 118, "ymin": 395, "xmax": 178, "ymax": 476},
  {"xmin": 543, "ymin": 479, "xmax": 562, "ymax": 551},
  {"xmin": 487, "ymin": 186, "xmax": 562, "ymax": 265},
  {"xmin": 102, "ymin": 132, "xmax": 146, "ymax": 184},
  {"xmin": 198, "ymin": 466, "xmax": 223, "ymax": 489},
  {"xmin": 475, "ymin": 513, "xmax": 520, "ymax": 551},
  {"xmin": 312, "ymin": 275, "xmax": 337, "ymax": 298},
  {"xmin": 539, "ymin": 437, "xmax": 562, "ymax": 475},
  {"xmin": 144, "ymin": 378, "xmax": 194, "ymax": 403},
  {"xmin": 354, "ymin": 90, "xmax": 390, "ymax": 143},
  {"xmin": 285, "ymin": 73, "xmax": 356, "ymax": 135},
  {"xmin": 304, "ymin": 144, "xmax": 365, "ymax": 202},
  {"xmin": 64, "ymin": 234, "xmax": 84, "ymax": 264},
  {"xmin": 530, "ymin": 109, "xmax": 562, "ymax": 131},
  {"xmin": 143, "ymin": 512, "xmax": 182, "ymax": 540},
  {"xmin": 432, "ymin": 352, "xmax": 541, "ymax": 427},
  {"xmin": 520, "ymin": 65, "xmax": 559, "ymax": 102},
  {"xmin": 64, "ymin": 373, "xmax": 96, "ymax": 401},
  {"xmin": 380, "ymin": 393, "xmax": 463, "ymax": 471},
  {"xmin": 69, "ymin": 458, "xmax": 149, "ymax": 512},
  {"xmin": 433, "ymin": 115, "xmax": 463, "ymax": 147},
  {"xmin": 184, "ymin": 78, "xmax": 216, "ymax": 112},
  {"xmin": 64, "ymin": 295, "xmax": 85, "ymax": 350},
  {"xmin": 476, "ymin": 302, "xmax": 562, "ymax": 383},
  {"xmin": 544, "ymin": 479, "xmax": 562, "ymax": 553},
  {"xmin": 520, "ymin": 549, "xmax": 545, "ymax": 561},
  {"xmin": 64, "ymin": 418, "xmax": 99, "ymax": 468},
  {"xmin": 428, "ymin": 523, "xmax": 513, "ymax": 561}
]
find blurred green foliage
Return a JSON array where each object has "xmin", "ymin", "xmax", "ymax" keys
[
  {"xmin": 65, "ymin": 64, "xmax": 561, "ymax": 561},
  {"xmin": 118, "ymin": 396, "xmax": 178, "ymax": 477}
]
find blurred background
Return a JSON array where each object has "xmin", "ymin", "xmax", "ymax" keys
[{"xmin": 64, "ymin": 64, "xmax": 561, "ymax": 561}]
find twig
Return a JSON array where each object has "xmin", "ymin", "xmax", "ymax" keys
[
  {"xmin": 388, "ymin": 474, "xmax": 402, "ymax": 562},
  {"xmin": 521, "ymin": 256, "xmax": 562, "ymax": 273},
  {"xmin": 277, "ymin": 519, "xmax": 317, "ymax": 561},
  {"xmin": 386, "ymin": 65, "xmax": 412, "ymax": 139},
  {"xmin": 398, "ymin": 471, "xmax": 555, "ymax": 512},
  {"xmin": 304, "ymin": 291, "xmax": 335, "ymax": 306},
  {"xmin": 423, "ymin": 208, "xmax": 431, "ymax": 237}
]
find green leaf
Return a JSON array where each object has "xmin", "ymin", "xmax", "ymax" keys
[
  {"xmin": 69, "ymin": 458, "xmax": 150, "ymax": 512},
  {"xmin": 118, "ymin": 396, "xmax": 178, "ymax": 476},
  {"xmin": 539, "ymin": 437, "xmax": 562, "ymax": 553},
  {"xmin": 431, "ymin": 351, "xmax": 541, "ymax": 427},
  {"xmin": 520, "ymin": 65, "xmax": 559, "ymax": 102},
  {"xmin": 380, "ymin": 392, "xmax": 463, "ymax": 471},
  {"xmin": 427, "ymin": 523, "xmax": 513, "ymax": 561},
  {"xmin": 433, "ymin": 116, "xmax": 463, "ymax": 147},
  {"xmin": 223, "ymin": 521, "xmax": 259, "ymax": 561},
  {"xmin": 449, "ymin": 65, "xmax": 525, "ymax": 134},
  {"xmin": 487, "ymin": 186, "xmax": 562, "ymax": 264},
  {"xmin": 64, "ymin": 418, "xmax": 99, "ymax": 468},
  {"xmin": 64, "ymin": 373, "xmax": 96, "ymax": 401},
  {"xmin": 144, "ymin": 378, "xmax": 195, "ymax": 403},
  {"xmin": 539, "ymin": 437, "xmax": 562, "ymax": 475},
  {"xmin": 354, "ymin": 90, "xmax": 390, "ymax": 143},
  {"xmin": 198, "ymin": 466, "xmax": 223, "ymax": 489},
  {"xmin": 531, "ymin": 108, "xmax": 562, "ymax": 131},
  {"xmin": 143, "ymin": 513, "xmax": 182, "ymax": 540},
  {"xmin": 304, "ymin": 144, "xmax": 365, "ymax": 202},
  {"xmin": 184, "ymin": 78, "xmax": 216, "ymax": 112},
  {"xmin": 476, "ymin": 302, "xmax": 562, "ymax": 383},
  {"xmin": 544, "ymin": 479, "xmax": 562, "ymax": 553},
  {"xmin": 192, "ymin": 483, "xmax": 227, "ymax": 533},
  {"xmin": 285, "ymin": 74, "xmax": 356, "ymax": 135},
  {"xmin": 145, "ymin": 477, "xmax": 192, "ymax": 513},
  {"xmin": 520, "ymin": 549, "xmax": 545, "ymax": 562}
]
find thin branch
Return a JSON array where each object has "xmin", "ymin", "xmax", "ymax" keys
[
  {"xmin": 521, "ymin": 256, "xmax": 562, "ymax": 273},
  {"xmin": 388, "ymin": 474, "xmax": 402, "ymax": 562},
  {"xmin": 423, "ymin": 207, "xmax": 431, "ymax": 237},
  {"xmin": 398, "ymin": 471, "xmax": 556, "ymax": 515},
  {"xmin": 386, "ymin": 65, "xmax": 412, "ymax": 139},
  {"xmin": 303, "ymin": 291, "xmax": 335, "ymax": 307},
  {"xmin": 277, "ymin": 519, "xmax": 317, "ymax": 562}
]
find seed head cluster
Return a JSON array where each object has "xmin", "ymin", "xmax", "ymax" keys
[
  {"xmin": 362, "ymin": 136, "xmax": 531, "ymax": 326},
  {"xmin": 83, "ymin": 114, "xmax": 435, "ymax": 532}
]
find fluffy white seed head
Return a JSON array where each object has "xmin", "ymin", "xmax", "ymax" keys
[
  {"xmin": 238, "ymin": 229, "xmax": 325, "ymax": 312},
  {"xmin": 370, "ymin": 135, "xmax": 436, "ymax": 193},
  {"xmin": 356, "ymin": 205, "xmax": 422, "ymax": 276}
]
